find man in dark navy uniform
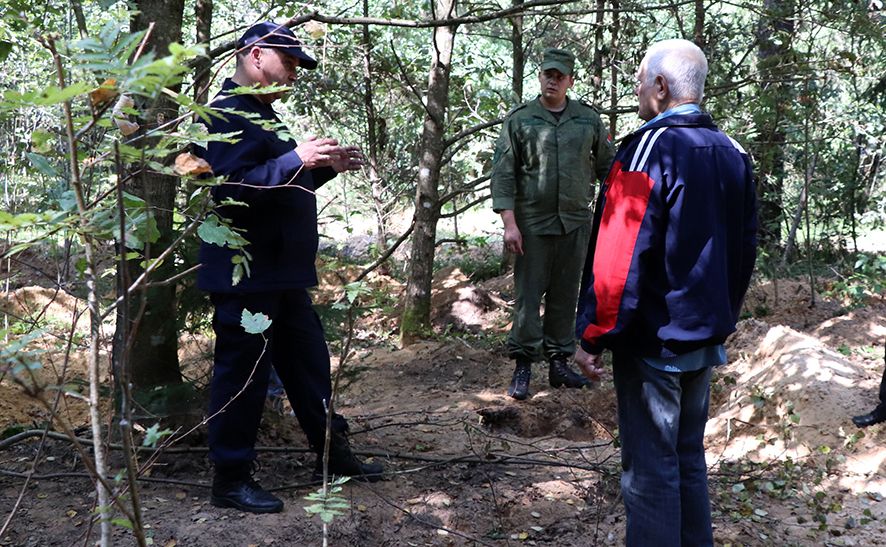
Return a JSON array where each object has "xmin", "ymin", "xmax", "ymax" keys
[{"xmin": 198, "ymin": 21, "xmax": 382, "ymax": 514}]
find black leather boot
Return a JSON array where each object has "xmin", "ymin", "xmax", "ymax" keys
[
  {"xmin": 549, "ymin": 354, "xmax": 591, "ymax": 389},
  {"xmin": 314, "ymin": 432, "xmax": 384, "ymax": 482},
  {"xmin": 211, "ymin": 463, "xmax": 283, "ymax": 513},
  {"xmin": 507, "ymin": 359, "xmax": 532, "ymax": 400},
  {"xmin": 852, "ymin": 405, "xmax": 886, "ymax": 428}
]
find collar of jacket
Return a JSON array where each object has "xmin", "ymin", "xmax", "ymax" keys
[
  {"xmin": 528, "ymin": 96, "xmax": 585, "ymax": 124},
  {"xmin": 626, "ymin": 112, "xmax": 716, "ymax": 141},
  {"xmin": 215, "ymin": 78, "xmax": 277, "ymax": 114}
]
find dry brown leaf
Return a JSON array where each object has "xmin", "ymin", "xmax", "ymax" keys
[
  {"xmin": 115, "ymin": 119, "xmax": 139, "ymax": 136},
  {"xmin": 90, "ymin": 78, "xmax": 118, "ymax": 107},
  {"xmin": 174, "ymin": 153, "xmax": 212, "ymax": 176},
  {"xmin": 112, "ymin": 95, "xmax": 140, "ymax": 136}
]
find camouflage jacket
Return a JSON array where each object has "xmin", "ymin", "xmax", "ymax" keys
[{"xmin": 491, "ymin": 97, "xmax": 614, "ymax": 235}]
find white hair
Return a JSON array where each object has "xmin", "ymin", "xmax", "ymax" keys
[{"xmin": 643, "ymin": 39, "xmax": 708, "ymax": 102}]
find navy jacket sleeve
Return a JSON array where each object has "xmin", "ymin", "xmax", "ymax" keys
[{"xmin": 205, "ymin": 110, "xmax": 302, "ymax": 203}]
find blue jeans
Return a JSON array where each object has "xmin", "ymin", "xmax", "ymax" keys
[{"xmin": 612, "ymin": 352, "xmax": 714, "ymax": 547}]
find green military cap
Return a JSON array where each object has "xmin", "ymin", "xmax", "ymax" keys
[{"xmin": 540, "ymin": 48, "xmax": 575, "ymax": 75}]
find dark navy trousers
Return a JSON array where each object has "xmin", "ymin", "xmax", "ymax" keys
[
  {"xmin": 207, "ymin": 289, "xmax": 345, "ymax": 468},
  {"xmin": 612, "ymin": 352, "xmax": 714, "ymax": 547}
]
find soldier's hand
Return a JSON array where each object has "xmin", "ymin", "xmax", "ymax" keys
[
  {"xmin": 295, "ymin": 136, "xmax": 342, "ymax": 169},
  {"xmin": 500, "ymin": 210, "xmax": 523, "ymax": 255},
  {"xmin": 332, "ymin": 145, "xmax": 366, "ymax": 173},
  {"xmin": 503, "ymin": 224, "xmax": 523, "ymax": 255},
  {"xmin": 575, "ymin": 347, "xmax": 605, "ymax": 381}
]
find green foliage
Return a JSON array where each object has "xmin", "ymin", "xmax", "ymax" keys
[
  {"xmin": 0, "ymin": 424, "xmax": 29, "ymax": 440},
  {"xmin": 436, "ymin": 237, "xmax": 502, "ymax": 282},
  {"xmin": 197, "ymin": 214, "xmax": 252, "ymax": 285},
  {"xmin": 0, "ymin": 330, "xmax": 45, "ymax": 376},
  {"xmin": 240, "ymin": 309, "xmax": 272, "ymax": 334},
  {"xmin": 824, "ymin": 251, "xmax": 886, "ymax": 306},
  {"xmin": 303, "ymin": 477, "xmax": 351, "ymax": 524},
  {"xmin": 110, "ymin": 517, "xmax": 133, "ymax": 530},
  {"xmin": 141, "ymin": 423, "xmax": 174, "ymax": 448},
  {"xmin": 715, "ymin": 455, "xmax": 845, "ymax": 535},
  {"xmin": 338, "ymin": 281, "xmax": 363, "ymax": 305}
]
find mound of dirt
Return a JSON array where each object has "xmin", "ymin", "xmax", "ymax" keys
[
  {"xmin": 1, "ymin": 286, "xmax": 90, "ymax": 334},
  {"xmin": 430, "ymin": 266, "xmax": 510, "ymax": 334},
  {"xmin": 710, "ymin": 325, "xmax": 863, "ymax": 457}
]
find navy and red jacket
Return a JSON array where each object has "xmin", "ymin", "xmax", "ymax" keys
[
  {"xmin": 197, "ymin": 79, "xmax": 337, "ymax": 293},
  {"xmin": 576, "ymin": 112, "xmax": 758, "ymax": 358}
]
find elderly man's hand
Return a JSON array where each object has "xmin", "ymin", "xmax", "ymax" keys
[
  {"xmin": 574, "ymin": 347, "xmax": 605, "ymax": 382},
  {"xmin": 332, "ymin": 145, "xmax": 366, "ymax": 173}
]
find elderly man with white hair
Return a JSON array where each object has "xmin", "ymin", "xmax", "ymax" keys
[{"xmin": 574, "ymin": 39, "xmax": 758, "ymax": 546}]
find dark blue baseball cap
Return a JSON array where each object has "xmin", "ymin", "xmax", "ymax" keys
[{"xmin": 237, "ymin": 22, "xmax": 318, "ymax": 70}]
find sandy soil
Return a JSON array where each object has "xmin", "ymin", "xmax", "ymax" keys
[{"xmin": 1, "ymin": 273, "xmax": 885, "ymax": 546}]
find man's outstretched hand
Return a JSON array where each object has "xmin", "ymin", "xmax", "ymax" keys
[
  {"xmin": 574, "ymin": 347, "xmax": 605, "ymax": 382},
  {"xmin": 295, "ymin": 136, "xmax": 343, "ymax": 169},
  {"xmin": 332, "ymin": 145, "xmax": 366, "ymax": 173}
]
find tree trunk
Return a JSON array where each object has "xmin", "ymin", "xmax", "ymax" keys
[
  {"xmin": 193, "ymin": 0, "xmax": 212, "ymax": 104},
  {"xmin": 400, "ymin": 0, "xmax": 457, "ymax": 345},
  {"xmin": 362, "ymin": 0, "xmax": 389, "ymax": 273},
  {"xmin": 115, "ymin": 0, "xmax": 185, "ymax": 402},
  {"xmin": 607, "ymin": 0, "xmax": 620, "ymax": 136},
  {"xmin": 754, "ymin": 0, "xmax": 795, "ymax": 252},
  {"xmin": 592, "ymin": 0, "xmax": 605, "ymax": 95},
  {"xmin": 693, "ymin": 0, "xmax": 705, "ymax": 49},
  {"xmin": 509, "ymin": 0, "xmax": 524, "ymax": 104}
]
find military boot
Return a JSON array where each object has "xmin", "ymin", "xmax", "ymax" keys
[
  {"xmin": 507, "ymin": 359, "xmax": 532, "ymax": 400},
  {"xmin": 549, "ymin": 354, "xmax": 591, "ymax": 389},
  {"xmin": 211, "ymin": 463, "xmax": 283, "ymax": 513},
  {"xmin": 314, "ymin": 432, "xmax": 384, "ymax": 482},
  {"xmin": 852, "ymin": 404, "xmax": 886, "ymax": 428}
]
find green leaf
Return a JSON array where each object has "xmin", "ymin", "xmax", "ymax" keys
[
  {"xmin": 1, "ymin": 240, "xmax": 34, "ymax": 258},
  {"xmin": 30, "ymin": 130, "xmax": 54, "ymax": 154},
  {"xmin": 111, "ymin": 518, "xmax": 133, "ymax": 530},
  {"xmin": 197, "ymin": 214, "xmax": 247, "ymax": 248},
  {"xmin": 27, "ymin": 153, "xmax": 59, "ymax": 179},
  {"xmin": 241, "ymin": 309, "xmax": 272, "ymax": 334},
  {"xmin": 344, "ymin": 281, "xmax": 370, "ymax": 304},
  {"xmin": 58, "ymin": 190, "xmax": 78, "ymax": 212},
  {"xmin": 33, "ymin": 83, "xmax": 92, "ymax": 106},
  {"xmin": 142, "ymin": 423, "xmax": 173, "ymax": 448}
]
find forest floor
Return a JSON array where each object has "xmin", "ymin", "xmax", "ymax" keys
[{"xmin": 0, "ymin": 265, "xmax": 885, "ymax": 546}]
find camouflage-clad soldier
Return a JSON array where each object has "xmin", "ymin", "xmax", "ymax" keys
[{"xmin": 491, "ymin": 48, "xmax": 614, "ymax": 400}]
